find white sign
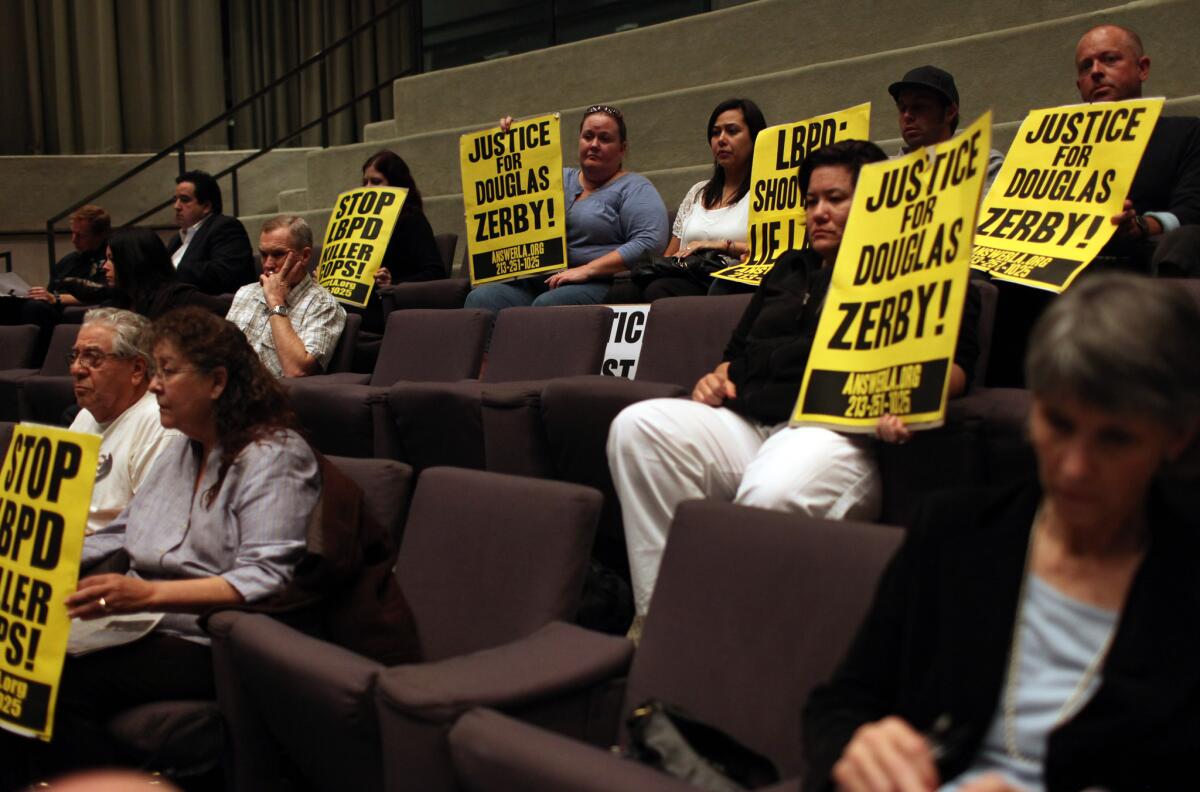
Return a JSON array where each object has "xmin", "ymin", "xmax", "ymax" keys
[{"xmin": 601, "ymin": 304, "xmax": 650, "ymax": 379}]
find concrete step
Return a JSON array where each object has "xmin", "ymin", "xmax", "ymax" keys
[
  {"xmin": 301, "ymin": 0, "xmax": 1196, "ymax": 208},
  {"xmin": 363, "ymin": 120, "xmax": 397, "ymax": 143},
  {"xmin": 389, "ymin": 0, "xmax": 1099, "ymax": 138},
  {"xmin": 277, "ymin": 188, "xmax": 309, "ymax": 213},
  {"xmin": 0, "ymin": 147, "xmax": 313, "ymax": 235}
]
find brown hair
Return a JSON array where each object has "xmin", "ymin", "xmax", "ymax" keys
[
  {"xmin": 148, "ymin": 307, "xmax": 303, "ymax": 506},
  {"xmin": 69, "ymin": 205, "xmax": 111, "ymax": 239}
]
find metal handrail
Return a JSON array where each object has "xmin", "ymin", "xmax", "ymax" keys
[{"xmin": 45, "ymin": 0, "xmax": 420, "ymax": 269}]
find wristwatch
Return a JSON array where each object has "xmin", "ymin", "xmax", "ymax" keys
[{"xmin": 268, "ymin": 304, "xmax": 289, "ymax": 317}]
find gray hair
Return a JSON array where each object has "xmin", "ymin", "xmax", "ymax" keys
[
  {"xmin": 82, "ymin": 307, "xmax": 154, "ymax": 372},
  {"xmin": 1025, "ymin": 273, "xmax": 1200, "ymax": 429},
  {"xmin": 260, "ymin": 215, "xmax": 313, "ymax": 250}
]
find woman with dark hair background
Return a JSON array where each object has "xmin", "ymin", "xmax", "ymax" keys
[
  {"xmin": 96, "ymin": 228, "xmax": 226, "ymax": 317},
  {"xmin": 349, "ymin": 150, "xmax": 447, "ymax": 332},
  {"xmin": 610, "ymin": 97, "xmax": 768, "ymax": 302}
]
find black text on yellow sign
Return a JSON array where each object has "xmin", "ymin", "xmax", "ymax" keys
[
  {"xmin": 712, "ymin": 103, "xmax": 871, "ymax": 287},
  {"xmin": 317, "ymin": 187, "xmax": 407, "ymax": 308},
  {"xmin": 970, "ymin": 98, "xmax": 1162, "ymax": 292},
  {"xmin": 0, "ymin": 425, "xmax": 98, "ymax": 740},
  {"xmin": 793, "ymin": 113, "xmax": 992, "ymax": 432},
  {"xmin": 461, "ymin": 114, "xmax": 568, "ymax": 285}
]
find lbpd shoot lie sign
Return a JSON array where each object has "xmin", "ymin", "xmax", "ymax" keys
[{"xmin": 0, "ymin": 424, "xmax": 98, "ymax": 740}]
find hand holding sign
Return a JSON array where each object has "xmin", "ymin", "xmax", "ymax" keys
[{"xmin": 970, "ymin": 98, "xmax": 1163, "ymax": 291}]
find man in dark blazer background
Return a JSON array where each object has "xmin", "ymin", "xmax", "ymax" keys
[{"xmin": 167, "ymin": 170, "xmax": 256, "ymax": 295}]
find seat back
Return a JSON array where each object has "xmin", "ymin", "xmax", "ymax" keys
[
  {"xmin": 370, "ymin": 309, "xmax": 493, "ymax": 387},
  {"xmin": 325, "ymin": 312, "xmax": 362, "ymax": 374},
  {"xmin": 634, "ymin": 294, "xmax": 754, "ymax": 388},
  {"xmin": 623, "ymin": 500, "xmax": 902, "ymax": 778},
  {"xmin": 434, "ymin": 233, "xmax": 458, "ymax": 275},
  {"xmin": 969, "ymin": 278, "xmax": 999, "ymax": 392},
  {"xmin": 484, "ymin": 306, "xmax": 614, "ymax": 383},
  {"xmin": 40, "ymin": 324, "xmax": 81, "ymax": 376},
  {"xmin": 0, "ymin": 326, "xmax": 39, "ymax": 370},
  {"xmin": 326, "ymin": 455, "xmax": 414, "ymax": 544},
  {"xmin": 394, "ymin": 468, "xmax": 600, "ymax": 661}
]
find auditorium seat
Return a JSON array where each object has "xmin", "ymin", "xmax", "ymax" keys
[
  {"xmin": 287, "ymin": 308, "xmax": 493, "ymax": 457},
  {"xmin": 433, "ymin": 232, "xmax": 457, "ymax": 275},
  {"xmin": 0, "ymin": 325, "xmax": 39, "ymax": 369},
  {"xmin": 446, "ymin": 499, "xmax": 903, "ymax": 792},
  {"xmin": 108, "ymin": 455, "xmax": 415, "ymax": 786},
  {"xmin": 324, "ymin": 310, "xmax": 362, "ymax": 375},
  {"xmin": 211, "ymin": 468, "xmax": 603, "ymax": 792},
  {"xmin": 875, "ymin": 279, "xmax": 1007, "ymax": 522},
  {"xmin": 541, "ymin": 294, "xmax": 752, "ymax": 569},
  {"xmin": 386, "ymin": 305, "xmax": 614, "ymax": 471},
  {"xmin": 0, "ymin": 323, "xmax": 78, "ymax": 421}
]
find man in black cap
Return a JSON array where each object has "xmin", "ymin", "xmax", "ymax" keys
[{"xmin": 888, "ymin": 65, "xmax": 1004, "ymax": 194}]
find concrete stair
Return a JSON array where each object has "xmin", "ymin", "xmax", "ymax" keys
[{"xmin": 239, "ymin": 0, "xmax": 1199, "ymax": 261}]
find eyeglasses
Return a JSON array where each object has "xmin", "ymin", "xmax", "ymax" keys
[
  {"xmin": 584, "ymin": 104, "xmax": 624, "ymax": 120},
  {"xmin": 66, "ymin": 349, "xmax": 124, "ymax": 369}
]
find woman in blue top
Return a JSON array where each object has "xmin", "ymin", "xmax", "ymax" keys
[{"xmin": 465, "ymin": 104, "xmax": 670, "ymax": 310}]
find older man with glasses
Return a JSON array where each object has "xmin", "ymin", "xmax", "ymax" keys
[{"xmin": 67, "ymin": 308, "xmax": 178, "ymax": 536}]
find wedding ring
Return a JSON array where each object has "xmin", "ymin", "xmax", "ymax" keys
[{"xmin": 99, "ymin": 596, "xmax": 108, "ymax": 612}]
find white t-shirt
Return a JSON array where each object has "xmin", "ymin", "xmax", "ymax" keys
[
  {"xmin": 69, "ymin": 390, "xmax": 179, "ymax": 535},
  {"xmin": 672, "ymin": 180, "xmax": 751, "ymax": 248}
]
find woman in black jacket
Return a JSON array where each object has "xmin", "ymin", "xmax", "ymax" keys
[{"xmin": 805, "ymin": 273, "xmax": 1200, "ymax": 792}]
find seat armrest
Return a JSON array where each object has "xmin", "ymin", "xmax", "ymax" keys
[
  {"xmin": 224, "ymin": 613, "xmax": 388, "ymax": 791},
  {"xmin": 449, "ymin": 708, "xmax": 699, "ymax": 792},
  {"xmin": 376, "ymin": 621, "xmax": 632, "ymax": 723}
]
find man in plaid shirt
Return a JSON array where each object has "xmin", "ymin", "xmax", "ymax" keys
[{"xmin": 227, "ymin": 215, "xmax": 346, "ymax": 377}]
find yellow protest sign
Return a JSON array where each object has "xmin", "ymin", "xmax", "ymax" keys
[
  {"xmin": 0, "ymin": 424, "xmax": 99, "ymax": 740},
  {"xmin": 317, "ymin": 186, "xmax": 408, "ymax": 308},
  {"xmin": 971, "ymin": 98, "xmax": 1162, "ymax": 292},
  {"xmin": 712, "ymin": 103, "xmax": 871, "ymax": 286},
  {"xmin": 461, "ymin": 114, "xmax": 568, "ymax": 285},
  {"xmin": 792, "ymin": 113, "xmax": 992, "ymax": 432}
]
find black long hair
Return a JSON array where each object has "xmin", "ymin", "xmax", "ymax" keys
[
  {"xmin": 700, "ymin": 98, "xmax": 768, "ymax": 210},
  {"xmin": 362, "ymin": 150, "xmax": 424, "ymax": 216},
  {"xmin": 107, "ymin": 228, "xmax": 178, "ymax": 314}
]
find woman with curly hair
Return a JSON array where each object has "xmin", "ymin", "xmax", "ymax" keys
[{"xmin": 2, "ymin": 307, "xmax": 319, "ymax": 785}]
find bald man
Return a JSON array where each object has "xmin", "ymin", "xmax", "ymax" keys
[
  {"xmin": 989, "ymin": 24, "xmax": 1200, "ymax": 387},
  {"xmin": 1075, "ymin": 24, "xmax": 1200, "ymax": 274}
]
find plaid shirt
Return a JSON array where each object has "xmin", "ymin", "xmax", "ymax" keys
[{"xmin": 226, "ymin": 275, "xmax": 346, "ymax": 377}]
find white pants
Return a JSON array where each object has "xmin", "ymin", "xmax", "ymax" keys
[{"xmin": 607, "ymin": 398, "xmax": 882, "ymax": 615}]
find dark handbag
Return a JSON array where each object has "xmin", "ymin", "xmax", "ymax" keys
[
  {"xmin": 629, "ymin": 250, "xmax": 734, "ymax": 289},
  {"xmin": 625, "ymin": 700, "xmax": 781, "ymax": 791}
]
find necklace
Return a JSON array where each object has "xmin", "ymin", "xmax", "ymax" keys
[{"xmin": 1002, "ymin": 505, "xmax": 1118, "ymax": 765}]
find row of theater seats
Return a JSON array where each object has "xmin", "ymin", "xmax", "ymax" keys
[
  {"xmin": 0, "ymin": 280, "xmax": 1038, "ymax": 579},
  {"xmin": 0, "ymin": 421, "xmax": 896, "ymax": 791}
]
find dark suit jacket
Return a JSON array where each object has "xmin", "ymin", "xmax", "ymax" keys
[
  {"xmin": 167, "ymin": 213, "xmax": 256, "ymax": 295},
  {"xmin": 803, "ymin": 480, "xmax": 1200, "ymax": 792}
]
